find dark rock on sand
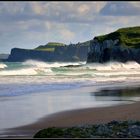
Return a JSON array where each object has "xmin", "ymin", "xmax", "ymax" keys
[{"xmin": 33, "ymin": 120, "xmax": 140, "ymax": 138}]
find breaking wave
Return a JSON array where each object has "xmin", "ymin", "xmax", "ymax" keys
[
  {"xmin": 23, "ymin": 60, "xmax": 86, "ymax": 68},
  {"xmin": 0, "ymin": 60, "xmax": 85, "ymax": 76},
  {"xmin": 0, "ymin": 63, "xmax": 7, "ymax": 69},
  {"xmin": 1, "ymin": 60, "xmax": 140, "ymax": 98},
  {"xmin": 0, "ymin": 60, "xmax": 140, "ymax": 78},
  {"xmin": 83, "ymin": 61, "xmax": 140, "ymax": 71}
]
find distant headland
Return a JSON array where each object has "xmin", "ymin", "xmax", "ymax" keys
[{"xmin": 5, "ymin": 26, "xmax": 140, "ymax": 63}]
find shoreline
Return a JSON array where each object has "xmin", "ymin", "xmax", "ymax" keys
[
  {"xmin": 4, "ymin": 100, "xmax": 140, "ymax": 138},
  {"xmin": 2, "ymin": 84, "xmax": 140, "ymax": 138}
]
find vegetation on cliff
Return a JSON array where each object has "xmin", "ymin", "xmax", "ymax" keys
[
  {"xmin": 7, "ymin": 40, "xmax": 90, "ymax": 62},
  {"xmin": 35, "ymin": 41, "xmax": 90, "ymax": 52},
  {"xmin": 7, "ymin": 26, "xmax": 140, "ymax": 62},
  {"xmin": 95, "ymin": 26, "xmax": 140, "ymax": 49},
  {"xmin": 35, "ymin": 42, "xmax": 66, "ymax": 51}
]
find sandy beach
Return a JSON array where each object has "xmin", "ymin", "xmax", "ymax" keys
[{"xmin": 5, "ymin": 100, "xmax": 140, "ymax": 138}]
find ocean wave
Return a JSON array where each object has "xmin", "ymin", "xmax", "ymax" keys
[
  {"xmin": 0, "ymin": 67, "xmax": 53, "ymax": 76},
  {"xmin": 0, "ymin": 60, "xmax": 86, "ymax": 76},
  {"xmin": 81, "ymin": 61, "xmax": 140, "ymax": 71},
  {"xmin": 0, "ymin": 61, "xmax": 140, "ymax": 77},
  {"xmin": 23, "ymin": 60, "xmax": 86, "ymax": 68},
  {"xmin": 0, "ymin": 63, "xmax": 7, "ymax": 69}
]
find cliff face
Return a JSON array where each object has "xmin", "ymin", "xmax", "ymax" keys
[
  {"xmin": 7, "ymin": 48, "xmax": 54, "ymax": 62},
  {"xmin": 7, "ymin": 42, "xmax": 89, "ymax": 62},
  {"xmin": 87, "ymin": 39, "xmax": 139, "ymax": 63},
  {"xmin": 87, "ymin": 26, "xmax": 140, "ymax": 63},
  {"xmin": 7, "ymin": 26, "xmax": 140, "ymax": 63}
]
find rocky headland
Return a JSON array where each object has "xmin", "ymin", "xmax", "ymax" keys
[
  {"xmin": 7, "ymin": 42, "xmax": 90, "ymax": 62},
  {"xmin": 87, "ymin": 26, "xmax": 140, "ymax": 63},
  {"xmin": 6, "ymin": 26, "xmax": 140, "ymax": 63}
]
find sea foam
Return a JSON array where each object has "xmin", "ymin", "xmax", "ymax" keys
[{"xmin": 0, "ymin": 63, "xmax": 7, "ymax": 69}]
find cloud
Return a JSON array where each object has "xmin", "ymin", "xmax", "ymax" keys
[
  {"xmin": 0, "ymin": 1, "xmax": 140, "ymax": 53},
  {"xmin": 77, "ymin": 4, "xmax": 90, "ymax": 15},
  {"xmin": 0, "ymin": 1, "xmax": 106, "ymax": 24},
  {"xmin": 30, "ymin": 2, "xmax": 46, "ymax": 15},
  {"xmin": 100, "ymin": 2, "xmax": 140, "ymax": 16},
  {"xmin": 59, "ymin": 28, "xmax": 75, "ymax": 41}
]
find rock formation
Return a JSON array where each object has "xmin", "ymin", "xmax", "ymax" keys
[
  {"xmin": 87, "ymin": 26, "xmax": 140, "ymax": 63},
  {"xmin": 7, "ymin": 41, "xmax": 90, "ymax": 62}
]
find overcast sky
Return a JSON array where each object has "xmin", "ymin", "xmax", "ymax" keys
[{"xmin": 0, "ymin": 1, "xmax": 140, "ymax": 53}]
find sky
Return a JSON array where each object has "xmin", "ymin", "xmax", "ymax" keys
[{"xmin": 0, "ymin": 1, "xmax": 140, "ymax": 53}]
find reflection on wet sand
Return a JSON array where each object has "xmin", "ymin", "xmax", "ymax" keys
[{"xmin": 91, "ymin": 86, "xmax": 140, "ymax": 102}]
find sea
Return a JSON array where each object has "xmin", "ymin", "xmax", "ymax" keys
[{"xmin": 1, "ymin": 60, "xmax": 140, "ymax": 136}]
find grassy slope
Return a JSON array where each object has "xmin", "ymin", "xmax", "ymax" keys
[
  {"xmin": 77, "ymin": 40, "xmax": 90, "ymax": 47},
  {"xmin": 96, "ymin": 26, "xmax": 140, "ymax": 49},
  {"xmin": 35, "ymin": 42, "xmax": 66, "ymax": 51},
  {"xmin": 34, "ymin": 41, "xmax": 90, "ymax": 51}
]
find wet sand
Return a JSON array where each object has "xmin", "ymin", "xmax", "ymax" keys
[
  {"xmin": 3, "ymin": 85, "xmax": 140, "ymax": 138},
  {"xmin": 5, "ymin": 100, "xmax": 140, "ymax": 138}
]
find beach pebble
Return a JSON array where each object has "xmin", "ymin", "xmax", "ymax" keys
[
  {"xmin": 34, "ymin": 120, "xmax": 140, "ymax": 138},
  {"xmin": 96, "ymin": 124, "xmax": 112, "ymax": 136},
  {"xmin": 108, "ymin": 120, "xmax": 120, "ymax": 125},
  {"xmin": 128, "ymin": 125, "xmax": 140, "ymax": 137}
]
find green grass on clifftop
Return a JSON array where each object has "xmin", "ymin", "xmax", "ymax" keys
[
  {"xmin": 35, "ymin": 42, "xmax": 66, "ymax": 51},
  {"xmin": 96, "ymin": 26, "xmax": 140, "ymax": 49},
  {"xmin": 34, "ymin": 41, "xmax": 90, "ymax": 52}
]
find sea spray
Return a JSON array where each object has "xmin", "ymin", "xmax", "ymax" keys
[
  {"xmin": 0, "ymin": 68, "xmax": 37, "ymax": 76},
  {"xmin": 0, "ymin": 63, "xmax": 7, "ymax": 69},
  {"xmin": 83, "ymin": 61, "xmax": 140, "ymax": 71},
  {"xmin": 0, "ymin": 60, "xmax": 86, "ymax": 76},
  {"xmin": 1, "ymin": 60, "xmax": 140, "ymax": 78},
  {"xmin": 23, "ymin": 60, "xmax": 86, "ymax": 68}
]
